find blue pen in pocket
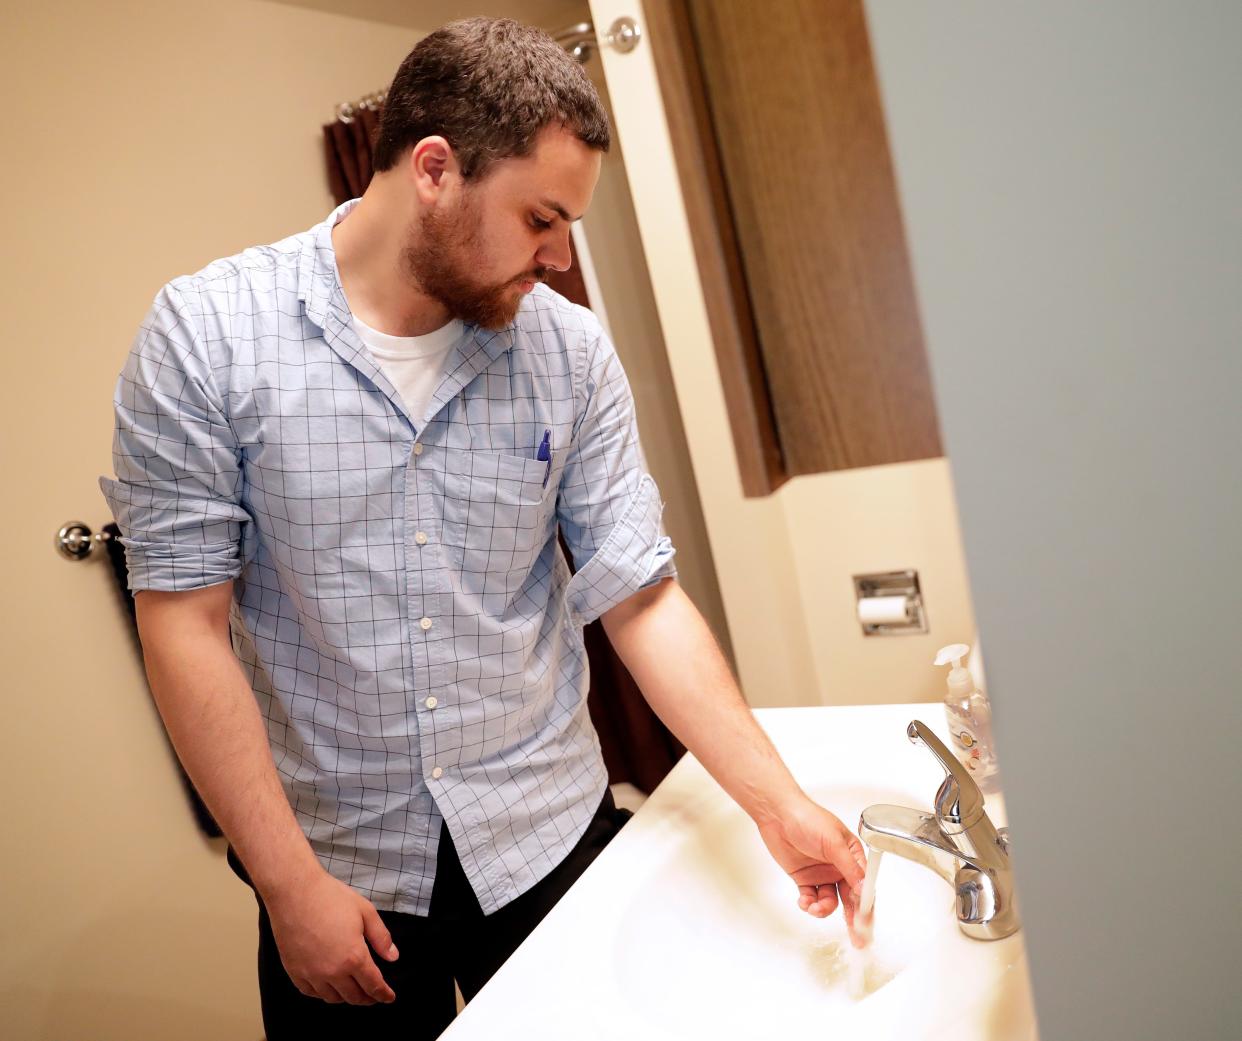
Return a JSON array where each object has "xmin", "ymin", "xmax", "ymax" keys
[{"xmin": 537, "ymin": 428, "xmax": 552, "ymax": 488}]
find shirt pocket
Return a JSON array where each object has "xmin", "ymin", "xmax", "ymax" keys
[{"xmin": 440, "ymin": 447, "xmax": 556, "ymax": 605}]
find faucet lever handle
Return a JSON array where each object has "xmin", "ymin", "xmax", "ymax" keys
[{"xmin": 907, "ymin": 720, "xmax": 985, "ymax": 831}]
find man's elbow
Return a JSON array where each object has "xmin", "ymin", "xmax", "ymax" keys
[
  {"xmin": 600, "ymin": 576, "xmax": 679, "ymax": 636},
  {"xmin": 135, "ymin": 580, "xmax": 235, "ymax": 644}
]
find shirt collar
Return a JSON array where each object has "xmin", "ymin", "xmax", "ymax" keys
[
  {"xmin": 296, "ymin": 196, "xmax": 518, "ymax": 352},
  {"xmin": 295, "ymin": 198, "xmax": 518, "ymax": 432}
]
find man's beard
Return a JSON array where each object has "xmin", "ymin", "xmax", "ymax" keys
[{"xmin": 403, "ymin": 194, "xmax": 545, "ymax": 331}]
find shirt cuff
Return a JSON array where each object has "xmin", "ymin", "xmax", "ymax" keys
[
  {"xmin": 99, "ymin": 475, "xmax": 247, "ymax": 593},
  {"xmin": 564, "ymin": 475, "xmax": 678, "ymax": 626},
  {"xmin": 112, "ymin": 535, "xmax": 244, "ymax": 592}
]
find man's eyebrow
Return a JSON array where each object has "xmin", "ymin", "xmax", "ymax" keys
[{"xmin": 539, "ymin": 199, "xmax": 583, "ymax": 223}]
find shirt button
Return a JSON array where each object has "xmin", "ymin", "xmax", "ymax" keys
[
  {"xmin": 425, "ymin": 696, "xmax": 438, "ymax": 709},
  {"xmin": 413, "ymin": 443, "xmax": 425, "ymax": 456},
  {"xmin": 420, "ymin": 617, "xmax": 433, "ymax": 631},
  {"xmin": 431, "ymin": 767, "xmax": 444, "ymax": 780},
  {"xmin": 415, "ymin": 531, "xmax": 428, "ymax": 545}
]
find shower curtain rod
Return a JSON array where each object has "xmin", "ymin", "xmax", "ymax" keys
[{"xmin": 334, "ymin": 21, "xmax": 598, "ymax": 124}]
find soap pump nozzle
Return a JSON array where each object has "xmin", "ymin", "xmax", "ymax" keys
[{"xmin": 934, "ymin": 643, "xmax": 974, "ymax": 698}]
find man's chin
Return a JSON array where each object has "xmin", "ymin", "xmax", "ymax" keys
[
  {"xmin": 467, "ymin": 294, "xmax": 523, "ymax": 331},
  {"xmin": 435, "ymin": 279, "xmax": 531, "ymax": 330}
]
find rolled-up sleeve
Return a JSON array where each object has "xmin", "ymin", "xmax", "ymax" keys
[
  {"xmin": 558, "ymin": 329, "xmax": 677, "ymax": 626},
  {"xmin": 98, "ymin": 282, "xmax": 251, "ymax": 593}
]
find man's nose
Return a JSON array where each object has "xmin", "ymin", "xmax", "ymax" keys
[{"xmin": 537, "ymin": 227, "xmax": 573, "ymax": 273}]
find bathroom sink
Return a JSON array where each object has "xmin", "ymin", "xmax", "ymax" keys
[
  {"xmin": 609, "ymin": 784, "xmax": 1035, "ymax": 1041},
  {"xmin": 439, "ymin": 705, "xmax": 1039, "ymax": 1041}
]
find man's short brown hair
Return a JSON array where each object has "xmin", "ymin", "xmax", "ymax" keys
[{"xmin": 373, "ymin": 17, "xmax": 611, "ymax": 179}]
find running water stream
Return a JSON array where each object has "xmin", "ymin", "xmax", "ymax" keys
[{"xmin": 847, "ymin": 848, "xmax": 883, "ymax": 999}]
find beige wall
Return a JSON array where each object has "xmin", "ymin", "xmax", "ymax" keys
[
  {"xmin": 587, "ymin": 0, "xmax": 978, "ymax": 709},
  {"xmin": 2, "ymin": 4, "xmax": 726, "ymax": 1036},
  {"xmin": 3, "ymin": 0, "xmax": 977, "ymax": 1036},
  {"xmin": 2, "ymin": 3, "xmax": 430, "ymax": 1038},
  {"xmin": 781, "ymin": 462, "xmax": 977, "ymax": 705}
]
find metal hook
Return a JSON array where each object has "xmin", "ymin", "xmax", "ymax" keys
[
  {"xmin": 56, "ymin": 521, "xmax": 112, "ymax": 561},
  {"xmin": 604, "ymin": 16, "xmax": 642, "ymax": 54}
]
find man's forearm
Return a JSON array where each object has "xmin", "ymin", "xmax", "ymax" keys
[
  {"xmin": 600, "ymin": 579, "xmax": 804, "ymax": 825},
  {"xmin": 136, "ymin": 589, "xmax": 322, "ymax": 900}
]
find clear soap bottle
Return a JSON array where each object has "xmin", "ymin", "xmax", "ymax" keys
[{"xmin": 935, "ymin": 643, "xmax": 1001, "ymax": 794}]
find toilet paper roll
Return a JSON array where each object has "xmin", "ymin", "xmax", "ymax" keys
[{"xmin": 857, "ymin": 595, "xmax": 910, "ymax": 626}]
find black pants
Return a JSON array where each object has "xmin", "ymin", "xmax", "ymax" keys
[{"xmin": 227, "ymin": 789, "xmax": 628, "ymax": 1041}]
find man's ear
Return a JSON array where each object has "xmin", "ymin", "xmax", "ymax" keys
[{"xmin": 408, "ymin": 136, "xmax": 459, "ymax": 204}]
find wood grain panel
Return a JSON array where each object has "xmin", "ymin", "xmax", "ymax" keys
[{"xmin": 672, "ymin": 0, "xmax": 943, "ymax": 476}]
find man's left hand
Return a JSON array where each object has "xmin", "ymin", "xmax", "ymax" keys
[{"xmin": 755, "ymin": 796, "xmax": 871, "ymax": 943}]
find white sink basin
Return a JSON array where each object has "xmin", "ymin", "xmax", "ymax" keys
[
  {"xmin": 440, "ymin": 705, "xmax": 1040, "ymax": 1041},
  {"xmin": 611, "ymin": 785, "xmax": 947, "ymax": 1037},
  {"xmin": 610, "ymin": 784, "xmax": 1035, "ymax": 1041}
]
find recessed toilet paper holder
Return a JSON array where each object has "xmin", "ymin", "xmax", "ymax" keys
[{"xmin": 853, "ymin": 570, "xmax": 928, "ymax": 636}]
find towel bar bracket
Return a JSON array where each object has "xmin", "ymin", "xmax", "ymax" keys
[{"xmin": 56, "ymin": 520, "xmax": 112, "ymax": 561}]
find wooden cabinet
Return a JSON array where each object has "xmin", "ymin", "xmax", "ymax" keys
[{"xmin": 644, "ymin": 0, "xmax": 942, "ymax": 495}]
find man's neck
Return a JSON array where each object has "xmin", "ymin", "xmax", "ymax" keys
[{"xmin": 332, "ymin": 187, "xmax": 452, "ymax": 337}]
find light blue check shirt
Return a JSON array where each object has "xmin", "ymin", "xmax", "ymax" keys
[{"xmin": 99, "ymin": 199, "xmax": 677, "ymax": 916}]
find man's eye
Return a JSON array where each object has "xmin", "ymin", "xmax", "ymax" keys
[{"xmin": 531, "ymin": 216, "xmax": 553, "ymax": 230}]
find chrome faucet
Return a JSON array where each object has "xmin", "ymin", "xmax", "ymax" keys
[{"xmin": 858, "ymin": 720, "xmax": 1020, "ymax": 941}]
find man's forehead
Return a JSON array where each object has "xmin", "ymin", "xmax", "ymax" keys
[{"xmin": 483, "ymin": 131, "xmax": 599, "ymax": 211}]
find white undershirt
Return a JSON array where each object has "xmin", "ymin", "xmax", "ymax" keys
[{"xmin": 351, "ymin": 312, "xmax": 464, "ymax": 427}]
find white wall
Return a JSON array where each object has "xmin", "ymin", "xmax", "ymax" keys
[
  {"xmin": 578, "ymin": 52, "xmax": 732, "ymax": 655},
  {"xmin": 864, "ymin": 3, "xmax": 1242, "ymax": 1038},
  {"xmin": 589, "ymin": 0, "xmax": 980, "ymax": 710}
]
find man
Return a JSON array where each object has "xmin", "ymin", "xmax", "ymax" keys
[{"xmin": 100, "ymin": 17, "xmax": 867, "ymax": 1040}]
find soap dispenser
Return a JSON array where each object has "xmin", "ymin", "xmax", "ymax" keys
[{"xmin": 934, "ymin": 643, "xmax": 1001, "ymax": 794}]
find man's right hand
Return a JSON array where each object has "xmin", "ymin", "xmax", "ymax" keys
[
  {"xmin": 264, "ymin": 870, "xmax": 400, "ymax": 1005},
  {"xmin": 132, "ymin": 585, "xmax": 399, "ymax": 1005}
]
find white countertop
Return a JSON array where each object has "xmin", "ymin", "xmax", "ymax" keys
[{"xmin": 439, "ymin": 703, "xmax": 1036, "ymax": 1041}]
